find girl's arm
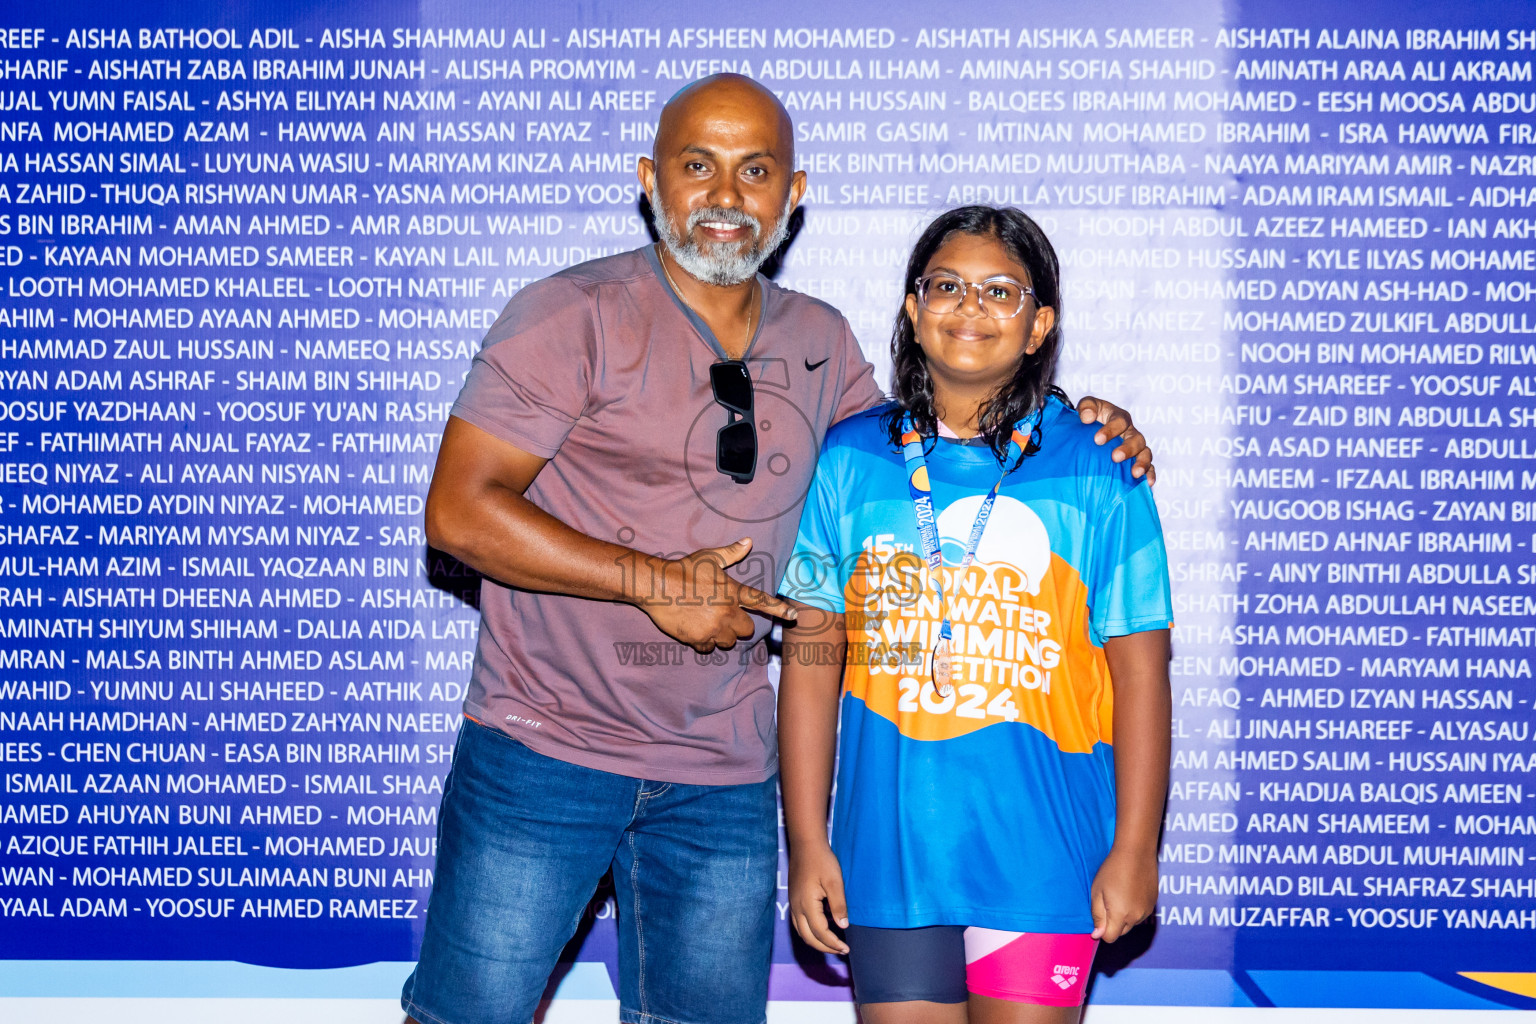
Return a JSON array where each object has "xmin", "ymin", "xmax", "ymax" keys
[
  {"xmin": 779, "ymin": 605, "xmax": 849, "ymax": 955},
  {"xmin": 1091, "ymin": 628, "xmax": 1172, "ymax": 942}
]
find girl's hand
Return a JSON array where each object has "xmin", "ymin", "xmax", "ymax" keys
[
  {"xmin": 1089, "ymin": 844, "xmax": 1158, "ymax": 942},
  {"xmin": 789, "ymin": 843, "xmax": 850, "ymax": 955}
]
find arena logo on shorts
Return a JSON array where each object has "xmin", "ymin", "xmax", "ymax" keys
[{"xmin": 1050, "ymin": 964, "xmax": 1081, "ymax": 990}]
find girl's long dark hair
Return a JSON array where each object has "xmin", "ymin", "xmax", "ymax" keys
[{"xmin": 883, "ymin": 205, "xmax": 1067, "ymax": 466}]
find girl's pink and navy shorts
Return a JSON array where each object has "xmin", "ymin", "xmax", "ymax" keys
[{"xmin": 845, "ymin": 924, "xmax": 1098, "ymax": 1006}]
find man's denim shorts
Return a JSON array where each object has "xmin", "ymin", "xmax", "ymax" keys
[{"xmin": 402, "ymin": 720, "xmax": 778, "ymax": 1024}]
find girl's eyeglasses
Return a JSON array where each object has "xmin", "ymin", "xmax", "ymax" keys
[{"xmin": 915, "ymin": 273, "xmax": 1037, "ymax": 320}]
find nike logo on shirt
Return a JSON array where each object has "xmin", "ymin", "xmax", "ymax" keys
[{"xmin": 805, "ymin": 357, "xmax": 830, "ymax": 372}]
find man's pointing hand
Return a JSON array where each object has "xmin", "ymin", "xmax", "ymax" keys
[{"xmin": 637, "ymin": 538, "xmax": 798, "ymax": 654}]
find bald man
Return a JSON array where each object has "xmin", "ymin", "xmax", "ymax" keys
[{"xmin": 402, "ymin": 75, "xmax": 1154, "ymax": 1024}]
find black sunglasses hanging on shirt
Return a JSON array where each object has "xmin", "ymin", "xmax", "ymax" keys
[{"xmin": 710, "ymin": 360, "xmax": 756, "ymax": 484}]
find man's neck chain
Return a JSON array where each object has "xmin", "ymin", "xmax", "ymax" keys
[{"xmin": 658, "ymin": 246, "xmax": 757, "ymax": 355}]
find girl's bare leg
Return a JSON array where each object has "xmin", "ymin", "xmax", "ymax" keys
[
  {"xmin": 859, "ymin": 999, "xmax": 969, "ymax": 1024},
  {"xmin": 968, "ymin": 994, "xmax": 1083, "ymax": 1024}
]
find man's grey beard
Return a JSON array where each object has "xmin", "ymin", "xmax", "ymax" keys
[{"xmin": 651, "ymin": 192, "xmax": 794, "ymax": 286}]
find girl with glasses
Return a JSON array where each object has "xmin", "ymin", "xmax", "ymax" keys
[{"xmin": 779, "ymin": 205, "xmax": 1173, "ymax": 1023}]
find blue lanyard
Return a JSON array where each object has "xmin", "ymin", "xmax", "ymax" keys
[{"xmin": 899, "ymin": 410, "xmax": 1039, "ymax": 649}]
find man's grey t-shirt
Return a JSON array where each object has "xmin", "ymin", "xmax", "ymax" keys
[{"xmin": 449, "ymin": 246, "xmax": 883, "ymax": 785}]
